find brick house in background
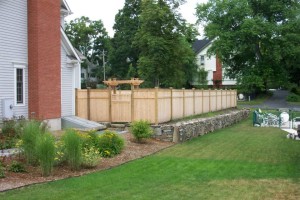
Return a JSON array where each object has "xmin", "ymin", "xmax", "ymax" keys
[
  {"xmin": 0, "ymin": 0, "xmax": 82, "ymax": 130},
  {"xmin": 192, "ymin": 39, "xmax": 236, "ymax": 88}
]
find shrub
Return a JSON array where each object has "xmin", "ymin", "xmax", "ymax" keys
[
  {"xmin": 1, "ymin": 119, "xmax": 16, "ymax": 136},
  {"xmin": 79, "ymin": 130, "xmax": 100, "ymax": 149},
  {"xmin": 98, "ymin": 131, "xmax": 124, "ymax": 158},
  {"xmin": 130, "ymin": 120, "xmax": 153, "ymax": 143},
  {"xmin": 21, "ymin": 120, "xmax": 42, "ymax": 165},
  {"xmin": 63, "ymin": 129, "xmax": 82, "ymax": 170},
  {"xmin": 290, "ymin": 86, "xmax": 300, "ymax": 95},
  {"xmin": 36, "ymin": 133, "xmax": 56, "ymax": 176},
  {"xmin": 286, "ymin": 93, "xmax": 300, "ymax": 102},
  {"xmin": 2, "ymin": 116, "xmax": 26, "ymax": 137},
  {"xmin": 9, "ymin": 161, "xmax": 26, "ymax": 173},
  {"xmin": 82, "ymin": 146, "xmax": 102, "ymax": 168},
  {"xmin": 0, "ymin": 117, "xmax": 26, "ymax": 150}
]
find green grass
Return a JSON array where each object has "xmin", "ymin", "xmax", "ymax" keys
[
  {"xmin": 238, "ymin": 93, "xmax": 272, "ymax": 105},
  {"xmin": 288, "ymin": 101, "xmax": 300, "ymax": 106},
  {"xmin": 2, "ymin": 116, "xmax": 300, "ymax": 199}
]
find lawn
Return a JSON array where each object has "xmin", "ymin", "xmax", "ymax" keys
[
  {"xmin": 238, "ymin": 92, "xmax": 272, "ymax": 106},
  {"xmin": 1, "ymin": 116, "xmax": 300, "ymax": 199}
]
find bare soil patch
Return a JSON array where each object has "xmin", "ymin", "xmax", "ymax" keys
[{"xmin": 0, "ymin": 133, "xmax": 174, "ymax": 192}]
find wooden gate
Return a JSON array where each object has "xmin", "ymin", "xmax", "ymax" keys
[{"xmin": 111, "ymin": 92, "xmax": 131, "ymax": 122}]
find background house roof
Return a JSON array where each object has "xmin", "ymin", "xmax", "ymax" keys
[{"xmin": 192, "ymin": 39, "xmax": 212, "ymax": 54}]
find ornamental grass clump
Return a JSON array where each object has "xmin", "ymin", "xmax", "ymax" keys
[
  {"xmin": 98, "ymin": 131, "xmax": 124, "ymax": 158},
  {"xmin": 21, "ymin": 120, "xmax": 43, "ymax": 165},
  {"xmin": 130, "ymin": 120, "xmax": 153, "ymax": 143},
  {"xmin": 63, "ymin": 129, "xmax": 82, "ymax": 170},
  {"xmin": 36, "ymin": 133, "xmax": 56, "ymax": 176}
]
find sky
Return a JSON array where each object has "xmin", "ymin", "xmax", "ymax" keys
[{"xmin": 65, "ymin": 0, "xmax": 208, "ymax": 37}]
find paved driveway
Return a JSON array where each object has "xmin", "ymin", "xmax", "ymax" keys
[{"xmin": 241, "ymin": 90, "xmax": 300, "ymax": 111}]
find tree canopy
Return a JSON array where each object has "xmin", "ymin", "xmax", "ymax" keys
[
  {"xmin": 109, "ymin": 0, "xmax": 142, "ymax": 79},
  {"xmin": 65, "ymin": 17, "xmax": 111, "ymax": 82},
  {"xmin": 134, "ymin": 0, "xmax": 198, "ymax": 88},
  {"xmin": 196, "ymin": 0, "xmax": 300, "ymax": 92}
]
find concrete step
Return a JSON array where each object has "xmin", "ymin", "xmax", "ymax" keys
[{"xmin": 62, "ymin": 116, "xmax": 106, "ymax": 131}]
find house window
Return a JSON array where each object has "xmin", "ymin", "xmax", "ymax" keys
[
  {"xmin": 14, "ymin": 65, "xmax": 26, "ymax": 105},
  {"xmin": 81, "ymin": 73, "xmax": 85, "ymax": 78},
  {"xmin": 200, "ymin": 55, "xmax": 205, "ymax": 65}
]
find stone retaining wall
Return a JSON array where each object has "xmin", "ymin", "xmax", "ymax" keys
[{"xmin": 152, "ymin": 109, "xmax": 250, "ymax": 143}]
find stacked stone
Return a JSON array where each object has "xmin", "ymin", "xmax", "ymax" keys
[{"xmin": 152, "ymin": 109, "xmax": 250, "ymax": 143}]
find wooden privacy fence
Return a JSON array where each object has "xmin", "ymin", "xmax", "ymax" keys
[{"xmin": 76, "ymin": 88, "xmax": 237, "ymax": 124}]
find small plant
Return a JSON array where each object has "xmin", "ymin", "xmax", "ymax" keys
[
  {"xmin": 21, "ymin": 120, "xmax": 42, "ymax": 165},
  {"xmin": 9, "ymin": 161, "xmax": 26, "ymax": 173},
  {"xmin": 0, "ymin": 161, "xmax": 5, "ymax": 178},
  {"xmin": 36, "ymin": 133, "xmax": 56, "ymax": 176},
  {"xmin": 82, "ymin": 146, "xmax": 102, "ymax": 168},
  {"xmin": 54, "ymin": 140, "xmax": 66, "ymax": 166},
  {"xmin": 98, "ymin": 131, "xmax": 124, "ymax": 158},
  {"xmin": 63, "ymin": 129, "xmax": 82, "ymax": 170},
  {"xmin": 130, "ymin": 120, "xmax": 153, "ymax": 143}
]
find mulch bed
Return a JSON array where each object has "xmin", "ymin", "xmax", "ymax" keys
[{"xmin": 0, "ymin": 133, "xmax": 174, "ymax": 192}]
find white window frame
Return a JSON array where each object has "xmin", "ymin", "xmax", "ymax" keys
[
  {"xmin": 200, "ymin": 55, "xmax": 205, "ymax": 65},
  {"xmin": 14, "ymin": 64, "xmax": 26, "ymax": 106}
]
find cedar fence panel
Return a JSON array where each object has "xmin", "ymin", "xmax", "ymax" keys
[
  {"xmin": 172, "ymin": 89, "xmax": 184, "ymax": 119},
  {"xmin": 133, "ymin": 89, "xmax": 156, "ymax": 123},
  {"xmin": 75, "ymin": 88, "xmax": 237, "ymax": 124}
]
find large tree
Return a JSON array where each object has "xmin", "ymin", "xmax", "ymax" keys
[
  {"xmin": 196, "ymin": 0, "xmax": 300, "ymax": 92},
  {"xmin": 65, "ymin": 17, "xmax": 111, "ymax": 82},
  {"xmin": 134, "ymin": 0, "xmax": 197, "ymax": 88},
  {"xmin": 109, "ymin": 0, "xmax": 142, "ymax": 79}
]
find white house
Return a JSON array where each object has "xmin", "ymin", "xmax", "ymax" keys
[
  {"xmin": 192, "ymin": 39, "xmax": 236, "ymax": 87},
  {"xmin": 0, "ymin": 0, "xmax": 82, "ymax": 130}
]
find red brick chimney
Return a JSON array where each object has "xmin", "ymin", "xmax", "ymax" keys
[
  {"xmin": 213, "ymin": 56, "xmax": 223, "ymax": 88},
  {"xmin": 27, "ymin": 0, "xmax": 61, "ymax": 122}
]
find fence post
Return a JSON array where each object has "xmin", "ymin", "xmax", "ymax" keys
[
  {"xmin": 215, "ymin": 89, "xmax": 218, "ymax": 111},
  {"xmin": 75, "ymin": 88, "xmax": 78, "ymax": 116},
  {"xmin": 193, "ymin": 88, "xmax": 195, "ymax": 115},
  {"xmin": 221, "ymin": 89, "xmax": 223, "ymax": 110},
  {"xmin": 235, "ymin": 90, "xmax": 237, "ymax": 107},
  {"xmin": 131, "ymin": 87, "xmax": 134, "ymax": 122},
  {"xmin": 155, "ymin": 87, "xmax": 159, "ymax": 125},
  {"xmin": 87, "ymin": 87, "xmax": 91, "ymax": 120},
  {"xmin": 202, "ymin": 89, "xmax": 204, "ymax": 114},
  {"xmin": 108, "ymin": 87, "xmax": 112, "ymax": 122},
  {"xmin": 230, "ymin": 89, "xmax": 232, "ymax": 108},
  {"xmin": 225, "ymin": 89, "xmax": 227, "ymax": 109},
  {"xmin": 182, "ymin": 88, "xmax": 185, "ymax": 118},
  {"xmin": 209, "ymin": 89, "xmax": 211, "ymax": 112},
  {"xmin": 170, "ymin": 87, "xmax": 173, "ymax": 121}
]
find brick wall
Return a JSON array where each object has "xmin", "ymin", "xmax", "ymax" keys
[
  {"xmin": 213, "ymin": 56, "xmax": 223, "ymax": 88},
  {"xmin": 28, "ymin": 0, "xmax": 61, "ymax": 120}
]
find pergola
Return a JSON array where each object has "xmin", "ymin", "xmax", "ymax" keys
[{"xmin": 103, "ymin": 78, "xmax": 144, "ymax": 93}]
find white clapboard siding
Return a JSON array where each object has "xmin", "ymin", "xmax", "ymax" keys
[
  {"xmin": 61, "ymin": 46, "xmax": 74, "ymax": 117},
  {"xmin": 0, "ymin": 0, "xmax": 28, "ymax": 119}
]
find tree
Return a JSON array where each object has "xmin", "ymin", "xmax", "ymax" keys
[
  {"xmin": 196, "ymin": 0, "xmax": 300, "ymax": 92},
  {"xmin": 65, "ymin": 17, "xmax": 111, "ymax": 83},
  {"xmin": 109, "ymin": 0, "xmax": 142, "ymax": 79},
  {"xmin": 134, "ymin": 0, "xmax": 197, "ymax": 88}
]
